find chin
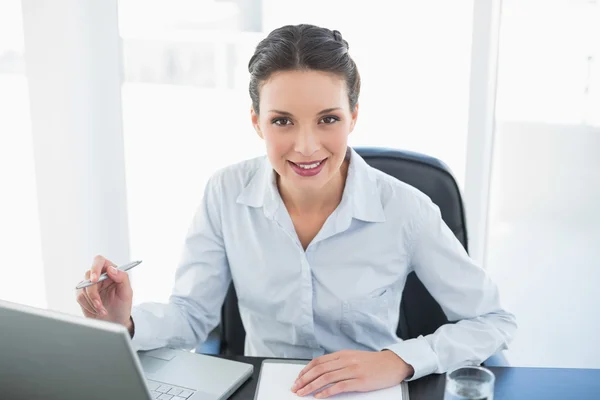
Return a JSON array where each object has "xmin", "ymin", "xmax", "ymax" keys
[{"xmin": 287, "ymin": 164, "xmax": 332, "ymax": 188}]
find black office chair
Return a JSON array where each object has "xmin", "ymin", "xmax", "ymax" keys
[{"xmin": 219, "ymin": 146, "xmax": 505, "ymax": 365}]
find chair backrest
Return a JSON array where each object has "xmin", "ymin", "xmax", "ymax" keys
[{"xmin": 219, "ymin": 146, "xmax": 468, "ymax": 355}]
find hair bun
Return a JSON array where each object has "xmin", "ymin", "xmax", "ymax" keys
[
  {"xmin": 332, "ymin": 30, "xmax": 343, "ymax": 42},
  {"xmin": 332, "ymin": 29, "xmax": 349, "ymax": 51},
  {"xmin": 248, "ymin": 24, "xmax": 360, "ymax": 114}
]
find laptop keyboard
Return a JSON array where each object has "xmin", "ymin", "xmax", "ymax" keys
[{"xmin": 146, "ymin": 379, "xmax": 196, "ymax": 399}]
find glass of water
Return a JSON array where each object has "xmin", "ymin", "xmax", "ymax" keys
[{"xmin": 443, "ymin": 366, "xmax": 495, "ymax": 400}]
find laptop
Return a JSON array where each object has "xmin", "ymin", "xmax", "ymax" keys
[{"xmin": 0, "ymin": 299, "xmax": 253, "ymax": 400}]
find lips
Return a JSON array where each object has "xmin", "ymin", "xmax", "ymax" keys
[
  {"xmin": 288, "ymin": 158, "xmax": 328, "ymax": 177},
  {"xmin": 289, "ymin": 159, "xmax": 326, "ymax": 169}
]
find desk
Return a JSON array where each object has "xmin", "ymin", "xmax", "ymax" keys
[{"xmin": 220, "ymin": 356, "xmax": 600, "ymax": 400}]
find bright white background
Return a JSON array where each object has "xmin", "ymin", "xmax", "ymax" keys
[
  {"xmin": 116, "ymin": 0, "xmax": 475, "ymax": 313},
  {"xmin": 1, "ymin": 0, "xmax": 598, "ymax": 368},
  {"xmin": 485, "ymin": 0, "xmax": 600, "ymax": 368}
]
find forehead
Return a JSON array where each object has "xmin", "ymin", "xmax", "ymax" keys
[{"xmin": 259, "ymin": 70, "xmax": 347, "ymax": 112}]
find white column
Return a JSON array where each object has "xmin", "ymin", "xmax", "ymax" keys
[
  {"xmin": 464, "ymin": 0, "xmax": 503, "ymax": 266},
  {"xmin": 21, "ymin": 0, "xmax": 130, "ymax": 314}
]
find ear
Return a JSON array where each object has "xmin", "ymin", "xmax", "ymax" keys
[
  {"xmin": 349, "ymin": 103, "xmax": 359, "ymax": 133},
  {"xmin": 251, "ymin": 106, "xmax": 264, "ymax": 139}
]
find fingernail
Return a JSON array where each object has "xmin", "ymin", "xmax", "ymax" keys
[
  {"xmin": 110, "ymin": 266, "xmax": 118, "ymax": 273},
  {"xmin": 102, "ymin": 309, "xmax": 108, "ymax": 316},
  {"xmin": 90, "ymin": 273, "xmax": 97, "ymax": 281},
  {"xmin": 95, "ymin": 300, "xmax": 101, "ymax": 309}
]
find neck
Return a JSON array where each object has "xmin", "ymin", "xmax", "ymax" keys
[{"xmin": 278, "ymin": 159, "xmax": 349, "ymax": 215}]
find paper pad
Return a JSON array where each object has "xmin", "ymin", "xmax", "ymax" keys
[{"xmin": 254, "ymin": 360, "xmax": 408, "ymax": 400}]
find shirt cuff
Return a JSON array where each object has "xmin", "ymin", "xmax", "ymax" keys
[
  {"xmin": 130, "ymin": 306, "xmax": 153, "ymax": 352},
  {"xmin": 383, "ymin": 336, "xmax": 439, "ymax": 381}
]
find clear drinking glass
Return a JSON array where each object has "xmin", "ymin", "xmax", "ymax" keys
[{"xmin": 443, "ymin": 366, "xmax": 495, "ymax": 400}]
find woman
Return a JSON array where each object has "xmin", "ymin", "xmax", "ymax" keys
[{"xmin": 76, "ymin": 24, "xmax": 516, "ymax": 398}]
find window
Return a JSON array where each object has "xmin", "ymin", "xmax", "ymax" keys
[{"xmin": 486, "ymin": 0, "xmax": 600, "ymax": 368}]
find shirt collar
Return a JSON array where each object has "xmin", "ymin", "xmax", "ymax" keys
[
  {"xmin": 236, "ymin": 147, "xmax": 386, "ymax": 223},
  {"xmin": 236, "ymin": 157, "xmax": 281, "ymax": 219},
  {"xmin": 344, "ymin": 147, "xmax": 386, "ymax": 223}
]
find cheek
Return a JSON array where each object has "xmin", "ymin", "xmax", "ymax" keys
[
  {"xmin": 322, "ymin": 124, "xmax": 350, "ymax": 149},
  {"xmin": 262, "ymin": 128, "xmax": 293, "ymax": 158}
]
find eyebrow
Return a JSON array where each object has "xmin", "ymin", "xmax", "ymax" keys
[{"xmin": 267, "ymin": 107, "xmax": 342, "ymax": 117}]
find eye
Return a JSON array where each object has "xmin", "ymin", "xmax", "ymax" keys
[
  {"xmin": 272, "ymin": 117, "xmax": 292, "ymax": 126},
  {"xmin": 319, "ymin": 116, "xmax": 340, "ymax": 124}
]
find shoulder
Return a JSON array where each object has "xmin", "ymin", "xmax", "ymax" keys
[
  {"xmin": 208, "ymin": 156, "xmax": 265, "ymax": 184},
  {"xmin": 205, "ymin": 156, "xmax": 266, "ymax": 198},
  {"xmin": 369, "ymin": 167, "xmax": 434, "ymax": 215},
  {"xmin": 367, "ymin": 167, "xmax": 442, "ymax": 249}
]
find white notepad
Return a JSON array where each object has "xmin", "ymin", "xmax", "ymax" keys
[{"xmin": 254, "ymin": 360, "xmax": 409, "ymax": 400}]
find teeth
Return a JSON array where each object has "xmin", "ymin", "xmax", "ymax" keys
[{"xmin": 296, "ymin": 161, "xmax": 322, "ymax": 169}]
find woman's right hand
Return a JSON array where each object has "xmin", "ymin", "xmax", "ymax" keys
[{"xmin": 75, "ymin": 255, "xmax": 134, "ymax": 333}]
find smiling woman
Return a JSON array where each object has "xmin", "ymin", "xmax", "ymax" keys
[
  {"xmin": 252, "ymin": 69, "xmax": 356, "ymax": 220},
  {"xmin": 247, "ymin": 26, "xmax": 360, "ymax": 234},
  {"xmin": 78, "ymin": 23, "xmax": 516, "ymax": 399},
  {"xmin": 119, "ymin": 1, "xmax": 476, "ymax": 312},
  {"xmin": 248, "ymin": 26, "xmax": 360, "ymax": 251}
]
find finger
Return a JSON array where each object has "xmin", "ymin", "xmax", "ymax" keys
[
  {"xmin": 76, "ymin": 289, "xmax": 99, "ymax": 316},
  {"xmin": 79, "ymin": 297, "xmax": 98, "ymax": 316},
  {"xmin": 106, "ymin": 266, "xmax": 133, "ymax": 302},
  {"xmin": 297, "ymin": 352, "xmax": 341, "ymax": 379},
  {"xmin": 78, "ymin": 301, "xmax": 95, "ymax": 316},
  {"xmin": 81, "ymin": 270, "xmax": 103, "ymax": 313},
  {"xmin": 84, "ymin": 284, "xmax": 106, "ymax": 315},
  {"xmin": 86, "ymin": 258, "xmax": 116, "ymax": 313},
  {"xmin": 106, "ymin": 265, "xmax": 129, "ymax": 284},
  {"xmin": 314, "ymin": 379, "xmax": 362, "ymax": 399},
  {"xmin": 296, "ymin": 368, "xmax": 354, "ymax": 397},
  {"xmin": 80, "ymin": 271, "xmax": 100, "ymax": 314},
  {"xmin": 76, "ymin": 270, "xmax": 97, "ymax": 315},
  {"xmin": 82, "ymin": 288, "xmax": 104, "ymax": 315},
  {"xmin": 86, "ymin": 260, "xmax": 103, "ymax": 310},
  {"xmin": 89, "ymin": 255, "xmax": 114, "ymax": 283},
  {"xmin": 292, "ymin": 359, "xmax": 345, "ymax": 393},
  {"xmin": 99, "ymin": 281, "xmax": 116, "ymax": 294},
  {"xmin": 89, "ymin": 255, "xmax": 103, "ymax": 283}
]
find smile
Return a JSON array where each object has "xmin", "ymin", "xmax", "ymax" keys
[
  {"xmin": 288, "ymin": 158, "xmax": 328, "ymax": 177},
  {"xmin": 290, "ymin": 160, "xmax": 324, "ymax": 170}
]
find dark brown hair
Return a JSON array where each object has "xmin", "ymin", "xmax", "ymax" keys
[{"xmin": 248, "ymin": 24, "xmax": 361, "ymax": 114}]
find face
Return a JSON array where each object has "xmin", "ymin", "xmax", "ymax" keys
[{"xmin": 251, "ymin": 70, "xmax": 358, "ymax": 193}]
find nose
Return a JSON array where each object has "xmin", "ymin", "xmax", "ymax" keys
[{"xmin": 294, "ymin": 127, "xmax": 320, "ymax": 157}]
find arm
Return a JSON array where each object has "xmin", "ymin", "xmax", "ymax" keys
[
  {"xmin": 385, "ymin": 196, "xmax": 517, "ymax": 380},
  {"xmin": 292, "ymin": 194, "xmax": 517, "ymax": 398},
  {"xmin": 130, "ymin": 174, "xmax": 232, "ymax": 352}
]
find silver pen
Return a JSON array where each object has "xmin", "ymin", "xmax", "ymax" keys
[{"xmin": 75, "ymin": 260, "xmax": 142, "ymax": 290}]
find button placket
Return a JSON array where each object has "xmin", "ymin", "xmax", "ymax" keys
[
  {"xmin": 269, "ymin": 207, "xmax": 317, "ymax": 348},
  {"xmin": 299, "ymin": 252, "xmax": 317, "ymax": 347}
]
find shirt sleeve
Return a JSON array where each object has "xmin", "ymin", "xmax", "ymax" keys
[
  {"xmin": 384, "ymin": 195, "xmax": 517, "ymax": 381},
  {"xmin": 130, "ymin": 173, "xmax": 231, "ymax": 352}
]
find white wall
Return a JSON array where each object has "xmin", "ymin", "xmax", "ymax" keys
[{"xmin": 22, "ymin": 0, "xmax": 130, "ymax": 314}]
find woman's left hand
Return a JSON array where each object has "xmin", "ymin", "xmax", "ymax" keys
[{"xmin": 291, "ymin": 350, "xmax": 414, "ymax": 398}]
